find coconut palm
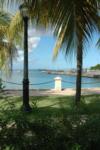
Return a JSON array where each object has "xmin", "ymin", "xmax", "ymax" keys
[
  {"xmin": 10, "ymin": 0, "xmax": 99, "ymax": 104},
  {"xmin": 0, "ymin": 10, "xmax": 17, "ymax": 70},
  {"xmin": 47, "ymin": 0, "xmax": 99, "ymax": 104}
]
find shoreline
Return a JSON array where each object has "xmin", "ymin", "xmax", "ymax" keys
[
  {"xmin": 47, "ymin": 72, "xmax": 100, "ymax": 78},
  {"xmin": 1, "ymin": 88, "xmax": 100, "ymax": 96},
  {"xmin": 42, "ymin": 69, "xmax": 100, "ymax": 78}
]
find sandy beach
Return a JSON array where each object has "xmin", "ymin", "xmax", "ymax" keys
[{"xmin": 1, "ymin": 88, "xmax": 100, "ymax": 97}]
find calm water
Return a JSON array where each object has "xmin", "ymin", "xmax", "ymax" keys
[{"xmin": 0, "ymin": 70, "xmax": 100, "ymax": 89}]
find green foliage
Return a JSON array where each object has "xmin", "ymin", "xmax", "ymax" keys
[
  {"xmin": 0, "ymin": 78, "xmax": 5, "ymax": 91},
  {"xmin": 90, "ymin": 64, "xmax": 100, "ymax": 70},
  {"xmin": 0, "ymin": 95, "xmax": 100, "ymax": 149},
  {"xmin": 0, "ymin": 10, "xmax": 18, "ymax": 70}
]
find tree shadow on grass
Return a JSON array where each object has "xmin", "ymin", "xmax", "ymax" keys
[
  {"xmin": 1, "ymin": 95, "xmax": 100, "ymax": 149},
  {"xmin": 0, "ymin": 103, "xmax": 77, "ymax": 150},
  {"xmin": 82, "ymin": 95, "xmax": 100, "ymax": 114},
  {"xmin": 0, "ymin": 112, "xmax": 58, "ymax": 150},
  {"xmin": 1, "ymin": 95, "xmax": 100, "ymax": 118},
  {"xmin": 1, "ymin": 106, "xmax": 100, "ymax": 150}
]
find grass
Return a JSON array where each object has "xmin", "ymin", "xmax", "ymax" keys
[
  {"xmin": 0, "ymin": 94, "xmax": 100, "ymax": 150},
  {"xmin": 0, "ymin": 94, "xmax": 100, "ymax": 116}
]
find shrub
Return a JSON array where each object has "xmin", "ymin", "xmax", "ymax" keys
[{"xmin": 0, "ymin": 78, "xmax": 5, "ymax": 91}]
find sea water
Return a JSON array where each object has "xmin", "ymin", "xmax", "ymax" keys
[{"xmin": 0, "ymin": 70, "xmax": 100, "ymax": 89}]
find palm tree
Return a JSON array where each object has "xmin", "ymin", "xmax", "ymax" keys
[
  {"xmin": 0, "ymin": 10, "xmax": 17, "ymax": 70},
  {"xmin": 47, "ymin": 0, "xmax": 99, "ymax": 104}
]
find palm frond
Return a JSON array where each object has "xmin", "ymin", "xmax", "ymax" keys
[
  {"xmin": 0, "ymin": 10, "xmax": 18, "ymax": 70},
  {"xmin": 96, "ymin": 38, "xmax": 100, "ymax": 48},
  {"xmin": 50, "ymin": 0, "xmax": 99, "ymax": 59},
  {"xmin": 0, "ymin": 11, "xmax": 10, "ymax": 25},
  {"xmin": 7, "ymin": 11, "xmax": 23, "ymax": 46}
]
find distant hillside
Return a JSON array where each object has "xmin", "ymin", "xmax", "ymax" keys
[{"xmin": 90, "ymin": 64, "xmax": 100, "ymax": 70}]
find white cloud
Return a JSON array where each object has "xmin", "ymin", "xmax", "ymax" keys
[
  {"xmin": 28, "ymin": 37, "xmax": 40, "ymax": 52},
  {"xmin": 28, "ymin": 28, "xmax": 53, "ymax": 37},
  {"xmin": 16, "ymin": 36, "xmax": 40, "ymax": 62},
  {"xmin": 18, "ymin": 50, "xmax": 23, "ymax": 55},
  {"xmin": 15, "ymin": 28, "xmax": 45, "ymax": 63}
]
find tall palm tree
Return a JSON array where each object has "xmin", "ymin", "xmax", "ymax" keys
[{"xmin": 47, "ymin": 0, "xmax": 99, "ymax": 104}]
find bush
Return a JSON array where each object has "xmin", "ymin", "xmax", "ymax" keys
[
  {"xmin": 74, "ymin": 115, "xmax": 100, "ymax": 150},
  {"xmin": 0, "ymin": 98, "xmax": 100, "ymax": 150},
  {"xmin": 0, "ymin": 112, "xmax": 100, "ymax": 150},
  {"xmin": 0, "ymin": 78, "xmax": 5, "ymax": 91}
]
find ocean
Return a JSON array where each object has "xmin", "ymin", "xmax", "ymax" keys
[{"xmin": 0, "ymin": 70, "xmax": 100, "ymax": 89}]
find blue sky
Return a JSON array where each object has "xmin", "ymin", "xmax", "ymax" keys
[
  {"xmin": 5, "ymin": 4, "xmax": 100, "ymax": 70},
  {"xmin": 13, "ymin": 28, "xmax": 100, "ymax": 70}
]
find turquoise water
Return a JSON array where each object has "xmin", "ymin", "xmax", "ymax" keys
[{"xmin": 1, "ymin": 70, "xmax": 100, "ymax": 89}]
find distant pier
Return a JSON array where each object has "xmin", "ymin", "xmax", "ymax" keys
[{"xmin": 41, "ymin": 69, "xmax": 100, "ymax": 78}]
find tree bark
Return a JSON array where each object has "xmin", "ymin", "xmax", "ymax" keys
[{"xmin": 75, "ymin": 35, "xmax": 83, "ymax": 105}]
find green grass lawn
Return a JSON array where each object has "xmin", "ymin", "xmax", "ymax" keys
[
  {"xmin": 0, "ymin": 94, "xmax": 100, "ymax": 116},
  {"xmin": 0, "ymin": 94, "xmax": 100, "ymax": 150}
]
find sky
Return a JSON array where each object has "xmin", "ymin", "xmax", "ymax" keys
[
  {"xmin": 13, "ymin": 27, "xmax": 100, "ymax": 70},
  {"xmin": 3, "ymin": 2, "xmax": 100, "ymax": 70}
]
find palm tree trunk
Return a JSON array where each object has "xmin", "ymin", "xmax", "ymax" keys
[{"xmin": 75, "ymin": 36, "xmax": 83, "ymax": 105}]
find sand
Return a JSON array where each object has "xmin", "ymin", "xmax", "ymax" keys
[{"xmin": 1, "ymin": 88, "xmax": 100, "ymax": 97}]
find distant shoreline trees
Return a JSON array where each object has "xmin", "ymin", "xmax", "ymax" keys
[{"xmin": 90, "ymin": 64, "xmax": 100, "ymax": 70}]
